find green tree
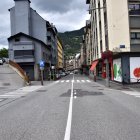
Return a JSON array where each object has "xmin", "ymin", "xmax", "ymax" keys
[{"xmin": 0, "ymin": 48, "xmax": 8, "ymax": 58}]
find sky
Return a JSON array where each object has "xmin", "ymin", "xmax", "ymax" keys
[{"xmin": 0, "ymin": 0, "xmax": 90, "ymax": 49}]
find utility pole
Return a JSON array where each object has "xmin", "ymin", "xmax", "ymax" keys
[
  {"xmin": 105, "ymin": 58, "xmax": 110, "ymax": 87},
  {"xmin": 39, "ymin": 60, "xmax": 45, "ymax": 86}
]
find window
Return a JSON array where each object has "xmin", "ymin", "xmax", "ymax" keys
[
  {"xmin": 14, "ymin": 50, "xmax": 34, "ymax": 58},
  {"xmin": 130, "ymin": 33, "xmax": 136, "ymax": 39},
  {"xmin": 130, "ymin": 32, "xmax": 140, "ymax": 39},
  {"xmin": 129, "ymin": 4, "xmax": 140, "ymax": 10}
]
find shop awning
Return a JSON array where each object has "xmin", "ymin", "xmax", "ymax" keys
[{"xmin": 90, "ymin": 60, "xmax": 99, "ymax": 71}]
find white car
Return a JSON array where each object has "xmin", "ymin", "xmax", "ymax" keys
[
  {"xmin": 0, "ymin": 59, "xmax": 3, "ymax": 65},
  {"xmin": 60, "ymin": 72, "xmax": 66, "ymax": 77}
]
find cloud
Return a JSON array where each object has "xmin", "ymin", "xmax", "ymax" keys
[
  {"xmin": 40, "ymin": 9, "xmax": 89, "ymax": 32},
  {"xmin": 32, "ymin": 0, "xmax": 86, "ymax": 14}
]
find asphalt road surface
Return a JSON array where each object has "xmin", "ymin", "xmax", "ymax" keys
[{"xmin": 0, "ymin": 73, "xmax": 140, "ymax": 140}]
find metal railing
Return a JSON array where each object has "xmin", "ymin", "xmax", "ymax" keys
[{"xmin": 9, "ymin": 60, "xmax": 30, "ymax": 85}]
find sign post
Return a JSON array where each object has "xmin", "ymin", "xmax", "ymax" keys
[
  {"xmin": 51, "ymin": 66, "xmax": 55, "ymax": 80},
  {"xmin": 39, "ymin": 60, "xmax": 45, "ymax": 86}
]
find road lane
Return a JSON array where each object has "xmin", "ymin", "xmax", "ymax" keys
[
  {"xmin": 71, "ymin": 74, "xmax": 140, "ymax": 140},
  {"xmin": 0, "ymin": 78, "xmax": 72, "ymax": 140},
  {"xmin": 0, "ymin": 73, "xmax": 140, "ymax": 140}
]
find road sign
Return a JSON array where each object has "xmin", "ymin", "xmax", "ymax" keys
[{"xmin": 39, "ymin": 60, "xmax": 45, "ymax": 67}]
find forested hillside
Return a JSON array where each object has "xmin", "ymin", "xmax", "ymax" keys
[{"xmin": 58, "ymin": 27, "xmax": 84, "ymax": 56}]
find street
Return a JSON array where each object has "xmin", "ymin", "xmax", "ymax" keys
[{"xmin": 0, "ymin": 73, "xmax": 140, "ymax": 140}]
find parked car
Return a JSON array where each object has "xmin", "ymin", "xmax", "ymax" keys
[
  {"xmin": 0, "ymin": 58, "xmax": 3, "ymax": 65},
  {"xmin": 60, "ymin": 72, "xmax": 66, "ymax": 77},
  {"xmin": 70, "ymin": 72, "xmax": 73, "ymax": 74}
]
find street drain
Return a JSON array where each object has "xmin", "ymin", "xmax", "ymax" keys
[
  {"xmin": 3, "ymin": 83, "xmax": 10, "ymax": 86},
  {"xmin": 36, "ymin": 90, "xmax": 47, "ymax": 92}
]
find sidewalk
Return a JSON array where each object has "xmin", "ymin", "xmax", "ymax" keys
[
  {"xmin": 30, "ymin": 80, "xmax": 54, "ymax": 86},
  {"xmin": 90, "ymin": 77, "xmax": 140, "ymax": 92}
]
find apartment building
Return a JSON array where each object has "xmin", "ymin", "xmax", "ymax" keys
[
  {"xmin": 57, "ymin": 37, "xmax": 64, "ymax": 72},
  {"xmin": 8, "ymin": 0, "xmax": 58, "ymax": 80},
  {"xmin": 86, "ymin": 0, "xmax": 140, "ymax": 83}
]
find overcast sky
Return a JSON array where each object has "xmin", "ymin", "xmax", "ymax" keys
[{"xmin": 0, "ymin": 0, "xmax": 89, "ymax": 49}]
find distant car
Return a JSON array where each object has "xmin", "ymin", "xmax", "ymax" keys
[
  {"xmin": 60, "ymin": 72, "xmax": 66, "ymax": 77},
  {"xmin": 56, "ymin": 73, "xmax": 61, "ymax": 79},
  {"xmin": 70, "ymin": 72, "xmax": 73, "ymax": 74},
  {"xmin": 0, "ymin": 59, "xmax": 3, "ymax": 65}
]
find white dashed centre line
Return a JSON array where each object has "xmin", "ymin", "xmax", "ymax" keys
[
  {"xmin": 64, "ymin": 75, "xmax": 74, "ymax": 140},
  {"xmin": 77, "ymin": 80, "xmax": 80, "ymax": 83}
]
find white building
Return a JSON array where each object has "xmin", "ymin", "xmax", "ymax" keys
[{"xmin": 86, "ymin": 0, "xmax": 140, "ymax": 83}]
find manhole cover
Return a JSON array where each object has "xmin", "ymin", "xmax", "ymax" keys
[{"xmin": 3, "ymin": 83, "xmax": 10, "ymax": 86}]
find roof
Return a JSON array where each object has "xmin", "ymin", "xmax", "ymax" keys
[
  {"xmin": 14, "ymin": 0, "xmax": 31, "ymax": 3},
  {"xmin": 46, "ymin": 21, "xmax": 58, "ymax": 35},
  {"xmin": 8, "ymin": 32, "xmax": 50, "ymax": 48}
]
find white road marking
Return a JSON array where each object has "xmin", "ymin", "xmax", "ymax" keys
[
  {"xmin": 0, "ymin": 95, "xmax": 20, "ymax": 98},
  {"xmin": 64, "ymin": 75, "xmax": 74, "ymax": 140},
  {"xmin": 77, "ymin": 80, "xmax": 80, "ymax": 83},
  {"xmin": 135, "ymin": 96, "xmax": 140, "ymax": 98},
  {"xmin": 66, "ymin": 80, "xmax": 70, "ymax": 83},
  {"xmin": 61, "ymin": 80, "xmax": 65, "ymax": 83},
  {"xmin": 0, "ymin": 86, "xmax": 42, "ymax": 99},
  {"xmin": 86, "ymin": 80, "xmax": 91, "ymax": 82},
  {"xmin": 81, "ymin": 80, "xmax": 85, "ymax": 83},
  {"xmin": 55, "ymin": 81, "xmax": 60, "ymax": 83},
  {"xmin": 122, "ymin": 91, "xmax": 140, "ymax": 98},
  {"xmin": 71, "ymin": 80, "xmax": 74, "ymax": 83},
  {"xmin": 74, "ymin": 96, "xmax": 77, "ymax": 99}
]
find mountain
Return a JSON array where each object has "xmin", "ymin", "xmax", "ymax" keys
[{"xmin": 58, "ymin": 27, "xmax": 84, "ymax": 57}]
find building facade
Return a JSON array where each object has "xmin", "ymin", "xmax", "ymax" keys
[
  {"xmin": 8, "ymin": 0, "xmax": 58, "ymax": 80},
  {"xmin": 57, "ymin": 37, "xmax": 64, "ymax": 72},
  {"xmin": 85, "ymin": 0, "xmax": 140, "ymax": 83}
]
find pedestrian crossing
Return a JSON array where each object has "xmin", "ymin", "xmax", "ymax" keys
[
  {"xmin": 122, "ymin": 91, "xmax": 140, "ymax": 98},
  {"xmin": 0, "ymin": 86, "xmax": 42, "ymax": 101},
  {"xmin": 55, "ymin": 80, "xmax": 91, "ymax": 83}
]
